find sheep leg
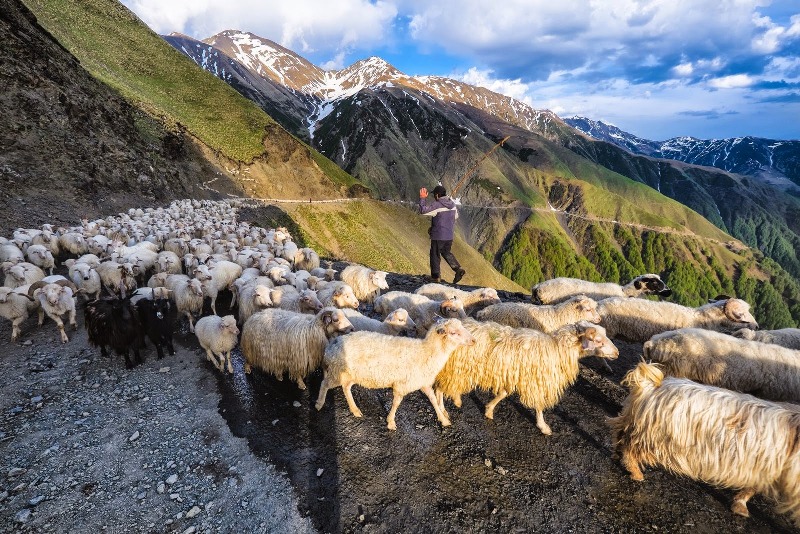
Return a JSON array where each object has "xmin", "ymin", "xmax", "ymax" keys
[
  {"xmin": 123, "ymin": 350, "xmax": 134, "ymax": 370},
  {"xmin": 49, "ymin": 315, "xmax": 68, "ymax": 343},
  {"xmin": 186, "ymin": 312, "xmax": 196, "ymax": 333},
  {"xmin": 225, "ymin": 351, "xmax": 233, "ymax": 375},
  {"xmin": 37, "ymin": 308, "xmax": 44, "ymax": 326},
  {"xmin": 11, "ymin": 317, "xmax": 25, "ymax": 342},
  {"xmin": 244, "ymin": 362, "xmax": 252, "ymax": 374},
  {"xmin": 166, "ymin": 337, "xmax": 176, "ymax": 356},
  {"xmin": 731, "ymin": 488, "xmax": 756, "ymax": 517},
  {"xmin": 535, "ymin": 410, "xmax": 552, "ymax": 435},
  {"xmin": 154, "ymin": 342, "xmax": 165, "ymax": 360},
  {"xmin": 341, "ymin": 381, "xmax": 363, "ymax": 418},
  {"xmin": 69, "ymin": 308, "xmax": 77, "ymax": 330},
  {"xmin": 420, "ymin": 386, "xmax": 450, "ymax": 427},
  {"xmin": 621, "ymin": 448, "xmax": 645, "ymax": 481},
  {"xmin": 295, "ymin": 377, "xmax": 307, "ymax": 390},
  {"xmin": 386, "ymin": 390, "xmax": 405, "ymax": 431},
  {"xmin": 484, "ymin": 390, "xmax": 509, "ymax": 420},
  {"xmin": 315, "ymin": 376, "xmax": 331, "ymax": 411},
  {"xmin": 435, "ymin": 389, "xmax": 449, "ymax": 418},
  {"xmin": 205, "ymin": 349, "xmax": 224, "ymax": 371}
]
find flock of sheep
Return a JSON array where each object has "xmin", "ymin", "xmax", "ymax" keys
[{"xmin": 1, "ymin": 198, "xmax": 799, "ymax": 527}]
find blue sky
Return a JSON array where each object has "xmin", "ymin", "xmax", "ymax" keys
[{"xmin": 123, "ymin": 0, "xmax": 800, "ymax": 141}]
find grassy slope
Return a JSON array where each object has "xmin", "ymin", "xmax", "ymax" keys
[{"xmin": 255, "ymin": 200, "xmax": 526, "ymax": 293}]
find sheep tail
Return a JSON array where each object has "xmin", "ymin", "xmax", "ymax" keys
[{"xmin": 621, "ymin": 360, "xmax": 664, "ymax": 393}]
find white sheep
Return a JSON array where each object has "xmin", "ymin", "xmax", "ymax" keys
[
  {"xmin": 476, "ymin": 295, "xmax": 601, "ymax": 333},
  {"xmin": 27, "ymin": 279, "xmax": 79, "ymax": 343},
  {"xmin": 2, "ymin": 261, "xmax": 46, "ymax": 289},
  {"xmin": 0, "ymin": 285, "xmax": 42, "ymax": 341},
  {"xmin": 0, "ymin": 243, "xmax": 25, "ymax": 263},
  {"xmin": 310, "ymin": 266, "xmax": 337, "ymax": 282},
  {"xmin": 236, "ymin": 283, "xmax": 274, "ymax": 325},
  {"xmin": 193, "ymin": 260, "xmax": 243, "ymax": 315},
  {"xmin": 316, "ymin": 282, "xmax": 360, "ymax": 309},
  {"xmin": 30, "ymin": 230, "xmax": 60, "ymax": 257},
  {"xmin": 293, "ymin": 247, "xmax": 320, "ymax": 272},
  {"xmin": 415, "ymin": 283, "xmax": 501, "ymax": 316},
  {"xmin": 316, "ymin": 318, "xmax": 474, "ymax": 430},
  {"xmin": 373, "ymin": 290, "xmax": 434, "ymax": 317},
  {"xmin": 240, "ymin": 307, "xmax": 354, "ymax": 389},
  {"xmin": 24, "ymin": 244, "xmax": 55, "ymax": 275},
  {"xmin": 339, "ymin": 264, "xmax": 390, "ymax": 303},
  {"xmin": 129, "ymin": 286, "xmax": 172, "ymax": 305},
  {"xmin": 408, "ymin": 298, "xmax": 467, "ymax": 337},
  {"xmin": 531, "ymin": 274, "xmax": 672, "ymax": 304},
  {"xmin": 596, "ymin": 297, "xmax": 758, "ymax": 343},
  {"xmin": 643, "ymin": 328, "xmax": 800, "ymax": 402},
  {"xmin": 156, "ymin": 250, "xmax": 183, "ymax": 274},
  {"xmin": 435, "ymin": 320, "xmax": 618, "ymax": 435},
  {"xmin": 275, "ymin": 288, "xmax": 324, "ymax": 315},
  {"xmin": 194, "ymin": 315, "xmax": 240, "ymax": 374},
  {"xmin": 342, "ymin": 308, "xmax": 417, "ymax": 337},
  {"xmin": 165, "ymin": 275, "xmax": 205, "ymax": 333},
  {"xmin": 70, "ymin": 261, "xmax": 102, "ymax": 300},
  {"xmin": 58, "ymin": 231, "xmax": 88, "ymax": 256},
  {"xmin": 95, "ymin": 261, "xmax": 137, "ymax": 297},
  {"xmin": 609, "ymin": 361, "xmax": 800, "ymax": 524},
  {"xmin": 732, "ymin": 327, "xmax": 800, "ymax": 350}
]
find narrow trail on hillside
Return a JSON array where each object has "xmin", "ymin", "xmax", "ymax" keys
[{"xmin": 232, "ymin": 196, "xmax": 739, "ymax": 248}]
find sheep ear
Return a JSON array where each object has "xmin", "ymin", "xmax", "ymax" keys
[
  {"xmin": 323, "ymin": 312, "xmax": 333, "ymax": 324},
  {"xmin": 580, "ymin": 336, "xmax": 596, "ymax": 350}
]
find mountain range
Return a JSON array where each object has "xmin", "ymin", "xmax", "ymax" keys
[{"xmin": 5, "ymin": 0, "xmax": 799, "ymax": 328}]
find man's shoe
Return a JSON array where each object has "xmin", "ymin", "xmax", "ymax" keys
[
  {"xmin": 427, "ymin": 275, "xmax": 441, "ymax": 283},
  {"xmin": 453, "ymin": 269, "xmax": 466, "ymax": 284}
]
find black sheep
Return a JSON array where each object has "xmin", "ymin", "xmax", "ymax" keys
[
  {"xmin": 84, "ymin": 296, "xmax": 143, "ymax": 369},
  {"xmin": 136, "ymin": 297, "xmax": 177, "ymax": 360}
]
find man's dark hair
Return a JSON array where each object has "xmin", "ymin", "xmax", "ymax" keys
[{"xmin": 432, "ymin": 185, "xmax": 447, "ymax": 199}]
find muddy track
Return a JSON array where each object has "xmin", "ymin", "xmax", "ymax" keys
[{"xmin": 215, "ymin": 274, "xmax": 798, "ymax": 534}]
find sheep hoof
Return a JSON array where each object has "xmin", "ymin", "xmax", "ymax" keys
[
  {"xmin": 630, "ymin": 473, "xmax": 644, "ymax": 482},
  {"xmin": 387, "ymin": 421, "xmax": 397, "ymax": 431},
  {"xmin": 440, "ymin": 417, "xmax": 451, "ymax": 427},
  {"xmin": 484, "ymin": 409, "xmax": 494, "ymax": 420},
  {"xmin": 315, "ymin": 401, "xmax": 324, "ymax": 411},
  {"xmin": 351, "ymin": 409, "xmax": 363, "ymax": 418},
  {"xmin": 538, "ymin": 425, "xmax": 552, "ymax": 436},
  {"xmin": 731, "ymin": 501, "xmax": 750, "ymax": 517}
]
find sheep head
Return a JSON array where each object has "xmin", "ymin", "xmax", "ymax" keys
[
  {"xmin": 439, "ymin": 298, "xmax": 467, "ymax": 319},
  {"xmin": 576, "ymin": 322, "xmax": 618, "ymax": 359},
  {"xmin": 299, "ymin": 290, "xmax": 323, "ymax": 314},
  {"xmin": 219, "ymin": 315, "xmax": 239, "ymax": 337},
  {"xmin": 370, "ymin": 271, "xmax": 389, "ymax": 290},
  {"xmin": 722, "ymin": 299, "xmax": 758, "ymax": 329},
  {"xmin": 385, "ymin": 308, "xmax": 417, "ymax": 337},
  {"xmin": 433, "ymin": 318, "xmax": 474, "ymax": 346},
  {"xmin": 319, "ymin": 307, "xmax": 354, "ymax": 338},
  {"xmin": 333, "ymin": 286, "xmax": 359, "ymax": 309},
  {"xmin": 570, "ymin": 295, "xmax": 601, "ymax": 324},
  {"xmin": 633, "ymin": 274, "xmax": 672, "ymax": 297},
  {"xmin": 252, "ymin": 286, "xmax": 273, "ymax": 309}
]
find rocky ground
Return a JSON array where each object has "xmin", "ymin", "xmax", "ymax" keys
[{"xmin": 0, "ymin": 271, "xmax": 797, "ymax": 533}]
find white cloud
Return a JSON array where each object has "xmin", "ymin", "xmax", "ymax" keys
[
  {"xmin": 457, "ymin": 68, "xmax": 533, "ymax": 104},
  {"xmin": 673, "ymin": 62, "xmax": 694, "ymax": 77},
  {"xmin": 708, "ymin": 74, "xmax": 754, "ymax": 89}
]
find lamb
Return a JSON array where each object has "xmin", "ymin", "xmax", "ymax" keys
[
  {"xmin": 70, "ymin": 261, "xmax": 102, "ymax": 300},
  {"xmin": 316, "ymin": 282, "xmax": 360, "ymax": 309},
  {"xmin": 339, "ymin": 264, "xmax": 390, "ymax": 303},
  {"xmin": 315, "ymin": 318, "xmax": 475, "ymax": 430},
  {"xmin": 193, "ymin": 260, "xmax": 243, "ymax": 314},
  {"xmin": 2, "ymin": 261, "xmax": 45, "ymax": 289},
  {"xmin": 732, "ymin": 327, "xmax": 800, "ymax": 350},
  {"xmin": 476, "ymin": 295, "xmax": 601, "ymax": 333},
  {"xmin": 28, "ymin": 279, "xmax": 80, "ymax": 343},
  {"xmin": 342, "ymin": 308, "xmax": 417, "ymax": 337},
  {"xmin": 643, "ymin": 328, "xmax": 800, "ymax": 402},
  {"xmin": 374, "ymin": 291, "xmax": 435, "ymax": 317},
  {"xmin": 608, "ymin": 361, "xmax": 800, "ymax": 524},
  {"xmin": 435, "ymin": 320, "xmax": 618, "ymax": 435},
  {"xmin": 164, "ymin": 275, "xmax": 205, "ymax": 333},
  {"xmin": 194, "ymin": 315, "xmax": 240, "ymax": 374},
  {"xmin": 24, "ymin": 244, "xmax": 55, "ymax": 275},
  {"xmin": 293, "ymin": 247, "xmax": 320, "ymax": 272},
  {"xmin": 531, "ymin": 274, "xmax": 672, "ymax": 304},
  {"xmin": 408, "ymin": 298, "xmax": 467, "ymax": 336},
  {"xmin": 84, "ymin": 296, "xmax": 143, "ymax": 369},
  {"xmin": 236, "ymin": 283, "xmax": 273, "ymax": 325},
  {"xmin": 240, "ymin": 307, "xmax": 354, "ymax": 389},
  {"xmin": 0, "ymin": 285, "xmax": 42, "ymax": 341},
  {"xmin": 415, "ymin": 283, "xmax": 501, "ymax": 316},
  {"xmin": 596, "ymin": 297, "xmax": 758, "ymax": 343}
]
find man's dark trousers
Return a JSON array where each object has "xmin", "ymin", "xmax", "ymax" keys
[{"xmin": 430, "ymin": 239, "xmax": 461, "ymax": 278}]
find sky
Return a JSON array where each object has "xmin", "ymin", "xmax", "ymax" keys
[{"xmin": 121, "ymin": 0, "xmax": 800, "ymax": 141}]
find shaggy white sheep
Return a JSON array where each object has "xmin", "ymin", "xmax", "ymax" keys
[
  {"xmin": 0, "ymin": 243, "xmax": 25, "ymax": 263},
  {"xmin": 95, "ymin": 261, "xmax": 137, "ymax": 297},
  {"xmin": 435, "ymin": 319, "xmax": 618, "ymax": 435},
  {"xmin": 732, "ymin": 327, "xmax": 800, "ymax": 350},
  {"xmin": 316, "ymin": 282, "xmax": 360, "ymax": 309},
  {"xmin": 476, "ymin": 295, "xmax": 601, "ymax": 333},
  {"xmin": 2, "ymin": 261, "xmax": 45, "ymax": 289},
  {"xmin": 0, "ymin": 285, "xmax": 42, "ymax": 341},
  {"xmin": 275, "ymin": 288, "xmax": 324, "ymax": 315},
  {"xmin": 194, "ymin": 315, "xmax": 240, "ymax": 374},
  {"xmin": 339, "ymin": 264, "xmax": 390, "ymax": 303},
  {"xmin": 531, "ymin": 274, "xmax": 672, "ymax": 304},
  {"xmin": 596, "ymin": 297, "xmax": 758, "ymax": 342},
  {"xmin": 241, "ymin": 307, "xmax": 353, "ymax": 389},
  {"xmin": 164, "ymin": 275, "xmax": 205, "ymax": 333},
  {"xmin": 70, "ymin": 261, "xmax": 102, "ymax": 300},
  {"xmin": 293, "ymin": 247, "xmax": 321, "ymax": 272},
  {"xmin": 27, "ymin": 279, "xmax": 79, "ymax": 343},
  {"xmin": 373, "ymin": 290, "xmax": 433, "ymax": 318},
  {"xmin": 342, "ymin": 308, "xmax": 417, "ymax": 337},
  {"xmin": 193, "ymin": 260, "xmax": 243, "ymax": 315},
  {"xmin": 415, "ymin": 283, "xmax": 501, "ymax": 316},
  {"xmin": 236, "ymin": 283, "xmax": 273, "ymax": 325},
  {"xmin": 643, "ymin": 328, "xmax": 800, "ymax": 402},
  {"xmin": 156, "ymin": 250, "xmax": 183, "ymax": 275},
  {"xmin": 315, "ymin": 318, "xmax": 475, "ymax": 430},
  {"xmin": 25, "ymin": 244, "xmax": 55, "ymax": 275},
  {"xmin": 609, "ymin": 362, "xmax": 800, "ymax": 524}
]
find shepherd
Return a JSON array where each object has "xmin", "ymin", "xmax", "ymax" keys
[{"xmin": 419, "ymin": 185, "xmax": 465, "ymax": 284}]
